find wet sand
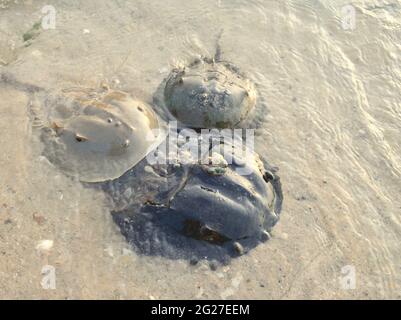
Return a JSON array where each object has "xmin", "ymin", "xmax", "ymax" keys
[{"xmin": 0, "ymin": 0, "xmax": 400, "ymax": 299}]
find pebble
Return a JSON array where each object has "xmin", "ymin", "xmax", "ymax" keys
[
  {"xmin": 144, "ymin": 165, "xmax": 155, "ymax": 174},
  {"xmin": 32, "ymin": 212, "xmax": 46, "ymax": 225},
  {"xmin": 260, "ymin": 230, "xmax": 271, "ymax": 242},
  {"xmin": 233, "ymin": 241, "xmax": 244, "ymax": 255}
]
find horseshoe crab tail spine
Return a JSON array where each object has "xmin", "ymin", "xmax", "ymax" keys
[
  {"xmin": 270, "ymin": 174, "xmax": 283, "ymax": 215},
  {"xmin": 213, "ymin": 29, "xmax": 224, "ymax": 63},
  {"xmin": 0, "ymin": 72, "xmax": 44, "ymax": 93}
]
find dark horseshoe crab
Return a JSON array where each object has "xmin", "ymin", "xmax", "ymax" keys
[{"xmin": 103, "ymin": 130, "xmax": 283, "ymax": 265}]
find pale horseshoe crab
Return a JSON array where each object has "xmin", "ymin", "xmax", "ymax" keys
[
  {"xmin": 34, "ymin": 88, "xmax": 163, "ymax": 183},
  {"xmin": 103, "ymin": 131, "xmax": 283, "ymax": 265},
  {"xmin": 0, "ymin": 72, "xmax": 164, "ymax": 183},
  {"xmin": 154, "ymin": 31, "xmax": 258, "ymax": 129}
]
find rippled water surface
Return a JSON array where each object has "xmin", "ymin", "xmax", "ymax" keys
[{"xmin": 0, "ymin": 0, "xmax": 400, "ymax": 299}]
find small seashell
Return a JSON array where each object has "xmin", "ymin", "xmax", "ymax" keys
[{"xmin": 36, "ymin": 240, "xmax": 54, "ymax": 253}]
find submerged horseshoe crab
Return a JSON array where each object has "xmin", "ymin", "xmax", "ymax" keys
[
  {"xmin": 30, "ymin": 85, "xmax": 163, "ymax": 182},
  {"xmin": 0, "ymin": 72, "xmax": 164, "ymax": 183},
  {"xmin": 103, "ymin": 131, "xmax": 283, "ymax": 264},
  {"xmin": 158, "ymin": 33, "xmax": 257, "ymax": 129}
]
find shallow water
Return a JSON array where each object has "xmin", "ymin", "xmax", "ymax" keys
[{"xmin": 0, "ymin": 0, "xmax": 400, "ymax": 299}]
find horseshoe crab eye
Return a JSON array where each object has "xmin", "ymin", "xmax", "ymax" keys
[
  {"xmin": 122, "ymin": 139, "xmax": 130, "ymax": 148},
  {"xmin": 75, "ymin": 134, "xmax": 88, "ymax": 142}
]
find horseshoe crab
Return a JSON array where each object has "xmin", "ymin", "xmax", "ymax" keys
[
  {"xmin": 158, "ymin": 34, "xmax": 257, "ymax": 129},
  {"xmin": 0, "ymin": 72, "xmax": 164, "ymax": 183},
  {"xmin": 104, "ymin": 131, "xmax": 283, "ymax": 264},
  {"xmin": 33, "ymin": 88, "xmax": 163, "ymax": 182}
]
